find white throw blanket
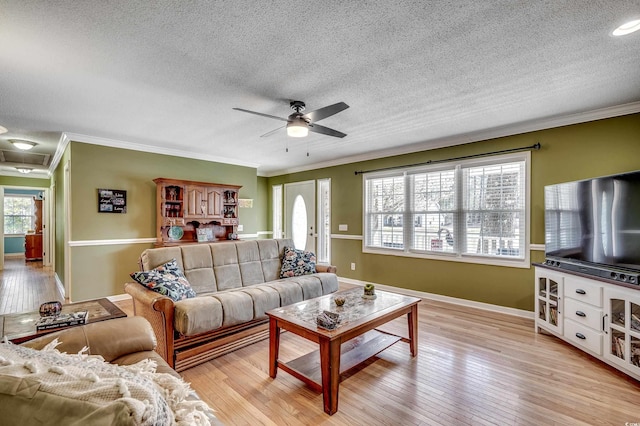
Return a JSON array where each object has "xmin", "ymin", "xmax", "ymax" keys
[{"xmin": 0, "ymin": 339, "xmax": 212, "ymax": 426}]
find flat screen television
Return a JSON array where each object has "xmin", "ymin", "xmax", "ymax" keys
[{"xmin": 544, "ymin": 170, "xmax": 640, "ymax": 276}]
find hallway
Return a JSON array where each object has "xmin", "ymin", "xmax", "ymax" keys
[{"xmin": 0, "ymin": 258, "xmax": 62, "ymax": 315}]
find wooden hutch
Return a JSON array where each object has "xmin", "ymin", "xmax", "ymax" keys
[{"xmin": 154, "ymin": 178, "xmax": 241, "ymax": 247}]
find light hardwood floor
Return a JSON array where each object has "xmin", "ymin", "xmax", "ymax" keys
[
  {"xmin": 3, "ymin": 259, "xmax": 640, "ymax": 425},
  {"xmin": 0, "ymin": 258, "xmax": 62, "ymax": 314}
]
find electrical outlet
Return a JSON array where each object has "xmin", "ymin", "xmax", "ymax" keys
[
  {"xmin": 350, "ymin": 262, "xmax": 356, "ymax": 270},
  {"xmin": 237, "ymin": 224, "xmax": 243, "ymax": 231}
]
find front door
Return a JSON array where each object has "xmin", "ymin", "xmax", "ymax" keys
[{"xmin": 284, "ymin": 181, "xmax": 315, "ymax": 251}]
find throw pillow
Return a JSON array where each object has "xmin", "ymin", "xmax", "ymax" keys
[
  {"xmin": 280, "ymin": 246, "xmax": 317, "ymax": 278},
  {"xmin": 130, "ymin": 259, "xmax": 196, "ymax": 302}
]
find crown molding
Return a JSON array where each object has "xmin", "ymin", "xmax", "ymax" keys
[
  {"xmin": 261, "ymin": 101, "xmax": 640, "ymax": 177},
  {"xmin": 49, "ymin": 132, "xmax": 260, "ymax": 174}
]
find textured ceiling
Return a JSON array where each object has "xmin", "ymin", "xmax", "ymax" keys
[{"xmin": 0, "ymin": 1, "xmax": 639, "ymax": 177}]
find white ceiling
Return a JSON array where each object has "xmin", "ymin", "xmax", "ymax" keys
[{"xmin": 1, "ymin": 1, "xmax": 639, "ymax": 177}]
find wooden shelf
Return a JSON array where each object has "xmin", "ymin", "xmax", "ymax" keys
[{"xmin": 282, "ymin": 330, "xmax": 401, "ymax": 387}]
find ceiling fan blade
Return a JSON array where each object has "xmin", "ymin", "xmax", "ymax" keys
[
  {"xmin": 302, "ymin": 102, "xmax": 349, "ymax": 122},
  {"xmin": 308, "ymin": 123, "xmax": 347, "ymax": 138},
  {"xmin": 260, "ymin": 125, "xmax": 285, "ymax": 137},
  {"xmin": 232, "ymin": 108, "xmax": 289, "ymax": 122}
]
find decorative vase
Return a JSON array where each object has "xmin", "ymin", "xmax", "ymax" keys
[
  {"xmin": 334, "ymin": 296, "xmax": 346, "ymax": 307},
  {"xmin": 363, "ymin": 284, "xmax": 376, "ymax": 299},
  {"xmin": 39, "ymin": 301, "xmax": 62, "ymax": 317}
]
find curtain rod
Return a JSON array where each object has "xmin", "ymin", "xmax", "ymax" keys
[{"xmin": 354, "ymin": 142, "xmax": 541, "ymax": 175}]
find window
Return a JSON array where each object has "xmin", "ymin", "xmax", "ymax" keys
[
  {"xmin": 364, "ymin": 152, "xmax": 529, "ymax": 267},
  {"xmin": 317, "ymin": 178, "xmax": 331, "ymax": 263},
  {"xmin": 272, "ymin": 185, "xmax": 283, "ymax": 239},
  {"xmin": 4, "ymin": 196, "xmax": 35, "ymax": 235}
]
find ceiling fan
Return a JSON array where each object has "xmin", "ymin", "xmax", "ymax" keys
[{"xmin": 233, "ymin": 100, "xmax": 349, "ymax": 138}]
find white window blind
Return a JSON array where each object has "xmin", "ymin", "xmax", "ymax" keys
[
  {"xmin": 363, "ymin": 153, "xmax": 530, "ymax": 267},
  {"xmin": 365, "ymin": 174, "xmax": 405, "ymax": 249}
]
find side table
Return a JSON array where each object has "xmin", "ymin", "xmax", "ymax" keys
[{"xmin": 0, "ymin": 298, "xmax": 127, "ymax": 344}]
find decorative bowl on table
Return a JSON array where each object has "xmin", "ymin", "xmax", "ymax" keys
[
  {"xmin": 333, "ymin": 296, "xmax": 346, "ymax": 307},
  {"xmin": 39, "ymin": 301, "xmax": 62, "ymax": 317},
  {"xmin": 316, "ymin": 311, "xmax": 340, "ymax": 330}
]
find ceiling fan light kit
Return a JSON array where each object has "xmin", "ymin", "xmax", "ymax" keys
[
  {"xmin": 233, "ymin": 100, "xmax": 349, "ymax": 142},
  {"xmin": 286, "ymin": 117, "xmax": 309, "ymax": 138}
]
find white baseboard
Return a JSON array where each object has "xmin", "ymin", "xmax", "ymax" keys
[
  {"xmin": 54, "ymin": 273, "xmax": 65, "ymax": 299},
  {"xmin": 4, "ymin": 253, "xmax": 25, "ymax": 259},
  {"xmin": 338, "ymin": 277, "xmax": 534, "ymax": 319}
]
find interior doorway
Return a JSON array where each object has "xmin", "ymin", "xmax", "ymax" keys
[
  {"xmin": 284, "ymin": 180, "xmax": 316, "ymax": 252},
  {"xmin": 0, "ymin": 185, "xmax": 50, "ymax": 271}
]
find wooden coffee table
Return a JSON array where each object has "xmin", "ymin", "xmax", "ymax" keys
[
  {"xmin": 266, "ymin": 287, "xmax": 420, "ymax": 415},
  {"xmin": 0, "ymin": 298, "xmax": 127, "ymax": 344}
]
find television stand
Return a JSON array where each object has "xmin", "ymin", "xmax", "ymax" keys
[{"xmin": 535, "ymin": 264, "xmax": 640, "ymax": 382}]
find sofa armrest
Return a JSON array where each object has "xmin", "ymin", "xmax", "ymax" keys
[
  {"xmin": 124, "ymin": 282, "xmax": 176, "ymax": 368},
  {"xmin": 316, "ymin": 264, "xmax": 337, "ymax": 274},
  {"xmin": 22, "ymin": 317, "xmax": 156, "ymax": 363}
]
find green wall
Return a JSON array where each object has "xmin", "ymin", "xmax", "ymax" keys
[
  {"xmin": 268, "ymin": 113, "xmax": 640, "ymax": 311},
  {"xmin": 66, "ymin": 142, "xmax": 266, "ymax": 301}
]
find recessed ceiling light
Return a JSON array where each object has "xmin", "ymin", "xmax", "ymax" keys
[
  {"xmin": 15, "ymin": 167, "xmax": 33, "ymax": 174},
  {"xmin": 0, "ymin": 126, "xmax": 7, "ymax": 135},
  {"xmin": 613, "ymin": 19, "xmax": 640, "ymax": 36},
  {"xmin": 9, "ymin": 139, "xmax": 37, "ymax": 150}
]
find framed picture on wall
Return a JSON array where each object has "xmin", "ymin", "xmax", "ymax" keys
[{"xmin": 98, "ymin": 189, "xmax": 127, "ymax": 213}]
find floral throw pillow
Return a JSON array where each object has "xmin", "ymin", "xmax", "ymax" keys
[
  {"xmin": 280, "ymin": 246, "xmax": 317, "ymax": 278},
  {"xmin": 130, "ymin": 259, "xmax": 196, "ymax": 302}
]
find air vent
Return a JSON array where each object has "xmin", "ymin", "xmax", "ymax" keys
[{"xmin": 0, "ymin": 150, "xmax": 51, "ymax": 166}]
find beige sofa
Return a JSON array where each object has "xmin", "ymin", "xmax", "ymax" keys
[{"xmin": 125, "ymin": 238, "xmax": 338, "ymax": 371}]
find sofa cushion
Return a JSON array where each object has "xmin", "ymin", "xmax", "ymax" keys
[
  {"xmin": 316, "ymin": 272, "xmax": 340, "ymax": 295},
  {"xmin": 210, "ymin": 244, "xmax": 242, "ymax": 291},
  {"xmin": 211, "ymin": 291, "xmax": 255, "ymax": 327},
  {"xmin": 236, "ymin": 241, "xmax": 265, "ymax": 286},
  {"xmin": 174, "ymin": 296, "xmax": 224, "ymax": 336},
  {"xmin": 140, "ymin": 246, "xmax": 184, "ymax": 271},
  {"xmin": 264, "ymin": 279, "xmax": 304, "ymax": 307},
  {"xmin": 238, "ymin": 286, "xmax": 281, "ymax": 319},
  {"xmin": 280, "ymin": 247, "xmax": 317, "ymax": 278},
  {"xmin": 287, "ymin": 275, "xmax": 323, "ymax": 300},
  {"xmin": 130, "ymin": 259, "xmax": 196, "ymax": 302},
  {"xmin": 256, "ymin": 239, "xmax": 281, "ymax": 281},
  {"xmin": 180, "ymin": 244, "xmax": 217, "ymax": 293}
]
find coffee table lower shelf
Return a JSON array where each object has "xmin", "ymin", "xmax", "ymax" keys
[{"xmin": 278, "ymin": 329, "xmax": 401, "ymax": 392}]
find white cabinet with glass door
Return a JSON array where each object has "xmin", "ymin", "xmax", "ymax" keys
[
  {"xmin": 603, "ymin": 286, "xmax": 640, "ymax": 376},
  {"xmin": 535, "ymin": 268, "xmax": 564, "ymax": 335}
]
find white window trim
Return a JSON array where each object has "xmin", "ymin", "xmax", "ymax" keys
[
  {"xmin": 317, "ymin": 178, "xmax": 331, "ymax": 264},
  {"xmin": 362, "ymin": 152, "xmax": 531, "ymax": 269},
  {"xmin": 272, "ymin": 185, "xmax": 283, "ymax": 239}
]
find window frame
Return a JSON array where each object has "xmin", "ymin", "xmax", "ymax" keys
[
  {"xmin": 317, "ymin": 178, "xmax": 331, "ymax": 264},
  {"xmin": 4, "ymin": 194, "xmax": 36, "ymax": 236},
  {"xmin": 272, "ymin": 184, "xmax": 283, "ymax": 239},
  {"xmin": 362, "ymin": 152, "xmax": 531, "ymax": 268}
]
